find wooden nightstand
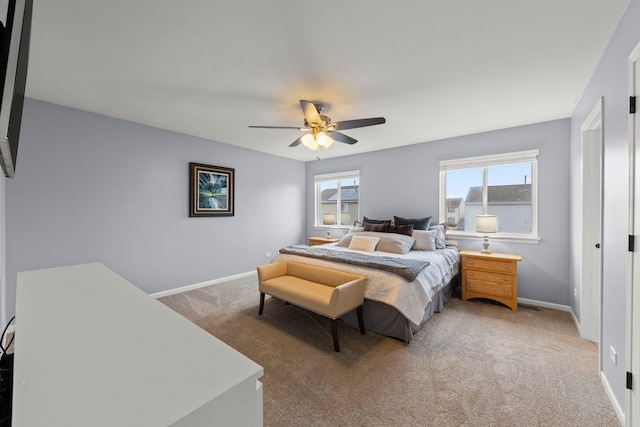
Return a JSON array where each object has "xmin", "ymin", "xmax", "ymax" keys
[
  {"xmin": 307, "ymin": 237, "xmax": 340, "ymax": 246},
  {"xmin": 460, "ymin": 250, "xmax": 522, "ymax": 311}
]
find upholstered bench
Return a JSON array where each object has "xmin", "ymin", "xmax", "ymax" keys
[{"xmin": 257, "ymin": 261, "xmax": 366, "ymax": 352}]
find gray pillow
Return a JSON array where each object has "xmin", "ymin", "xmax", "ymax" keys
[
  {"xmin": 428, "ymin": 224, "xmax": 447, "ymax": 249},
  {"xmin": 376, "ymin": 233, "xmax": 416, "ymax": 254}
]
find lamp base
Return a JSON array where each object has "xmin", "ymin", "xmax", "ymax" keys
[{"xmin": 480, "ymin": 236, "xmax": 492, "ymax": 254}]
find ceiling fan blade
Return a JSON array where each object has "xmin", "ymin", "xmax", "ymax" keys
[
  {"xmin": 333, "ymin": 117, "xmax": 386, "ymax": 131},
  {"xmin": 300, "ymin": 100, "xmax": 322, "ymax": 124},
  {"xmin": 289, "ymin": 135, "xmax": 305, "ymax": 147},
  {"xmin": 330, "ymin": 131, "xmax": 358, "ymax": 145},
  {"xmin": 248, "ymin": 125, "xmax": 302, "ymax": 129}
]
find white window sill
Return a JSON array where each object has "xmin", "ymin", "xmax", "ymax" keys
[{"xmin": 446, "ymin": 231, "xmax": 540, "ymax": 244}]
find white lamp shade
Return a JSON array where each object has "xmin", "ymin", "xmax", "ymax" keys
[
  {"xmin": 316, "ymin": 132, "xmax": 329, "ymax": 146},
  {"xmin": 476, "ymin": 215, "xmax": 497, "ymax": 233},
  {"xmin": 303, "ymin": 133, "xmax": 318, "ymax": 150},
  {"xmin": 323, "ymin": 213, "xmax": 336, "ymax": 225},
  {"xmin": 322, "ymin": 135, "xmax": 334, "ymax": 149}
]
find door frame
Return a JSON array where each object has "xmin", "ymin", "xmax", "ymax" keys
[
  {"xmin": 626, "ymin": 40, "xmax": 640, "ymax": 427},
  {"xmin": 580, "ymin": 97, "xmax": 604, "ymax": 351}
]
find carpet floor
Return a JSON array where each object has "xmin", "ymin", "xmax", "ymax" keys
[{"xmin": 159, "ymin": 275, "xmax": 619, "ymax": 427}]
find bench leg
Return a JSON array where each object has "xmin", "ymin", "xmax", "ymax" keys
[
  {"xmin": 357, "ymin": 305, "xmax": 365, "ymax": 335},
  {"xmin": 331, "ymin": 319, "xmax": 340, "ymax": 352},
  {"xmin": 259, "ymin": 292, "xmax": 265, "ymax": 315}
]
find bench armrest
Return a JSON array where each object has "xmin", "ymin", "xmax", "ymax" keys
[
  {"xmin": 330, "ymin": 277, "xmax": 366, "ymax": 318},
  {"xmin": 257, "ymin": 262, "xmax": 288, "ymax": 283}
]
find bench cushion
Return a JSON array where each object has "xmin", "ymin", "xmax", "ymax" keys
[{"xmin": 261, "ymin": 276, "xmax": 335, "ymax": 315}]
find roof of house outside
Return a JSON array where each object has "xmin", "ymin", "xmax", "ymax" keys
[
  {"xmin": 321, "ymin": 186, "xmax": 359, "ymax": 203},
  {"xmin": 446, "ymin": 198, "xmax": 463, "ymax": 208},
  {"xmin": 465, "ymin": 184, "xmax": 531, "ymax": 204}
]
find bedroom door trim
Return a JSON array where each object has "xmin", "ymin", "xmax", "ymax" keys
[
  {"xmin": 626, "ymin": 40, "xmax": 640, "ymax": 427},
  {"xmin": 580, "ymin": 97, "xmax": 603, "ymax": 349}
]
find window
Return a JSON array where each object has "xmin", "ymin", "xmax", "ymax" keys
[
  {"xmin": 315, "ymin": 170, "xmax": 360, "ymax": 228},
  {"xmin": 439, "ymin": 150, "xmax": 538, "ymax": 240}
]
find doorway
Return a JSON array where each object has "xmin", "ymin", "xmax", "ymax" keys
[{"xmin": 580, "ymin": 98, "xmax": 604, "ymax": 348}]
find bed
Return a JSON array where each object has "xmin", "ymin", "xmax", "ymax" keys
[{"xmin": 272, "ymin": 223, "xmax": 460, "ymax": 343}]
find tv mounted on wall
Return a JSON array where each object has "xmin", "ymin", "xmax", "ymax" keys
[{"xmin": 0, "ymin": 0, "xmax": 32, "ymax": 178}]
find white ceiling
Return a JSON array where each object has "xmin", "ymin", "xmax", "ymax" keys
[{"xmin": 22, "ymin": 0, "xmax": 628, "ymax": 161}]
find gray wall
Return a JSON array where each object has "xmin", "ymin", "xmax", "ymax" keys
[
  {"xmin": 570, "ymin": 0, "xmax": 639, "ymax": 409},
  {"xmin": 3, "ymin": 98, "xmax": 306, "ymax": 320},
  {"xmin": 306, "ymin": 119, "xmax": 571, "ymax": 305}
]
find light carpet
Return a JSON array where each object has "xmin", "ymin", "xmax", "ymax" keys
[{"xmin": 159, "ymin": 275, "xmax": 619, "ymax": 426}]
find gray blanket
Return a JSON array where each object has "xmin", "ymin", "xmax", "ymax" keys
[{"xmin": 279, "ymin": 245, "xmax": 430, "ymax": 282}]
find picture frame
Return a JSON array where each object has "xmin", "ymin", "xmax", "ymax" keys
[{"xmin": 189, "ymin": 162, "xmax": 235, "ymax": 217}]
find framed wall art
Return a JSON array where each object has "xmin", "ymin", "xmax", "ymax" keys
[{"xmin": 189, "ymin": 162, "xmax": 235, "ymax": 217}]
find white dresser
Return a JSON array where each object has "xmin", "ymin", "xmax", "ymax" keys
[{"xmin": 13, "ymin": 263, "xmax": 263, "ymax": 426}]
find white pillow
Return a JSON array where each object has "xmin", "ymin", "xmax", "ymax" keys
[
  {"xmin": 348, "ymin": 235, "xmax": 380, "ymax": 252},
  {"xmin": 412, "ymin": 230, "xmax": 437, "ymax": 251}
]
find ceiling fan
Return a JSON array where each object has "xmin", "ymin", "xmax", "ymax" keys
[{"xmin": 249, "ymin": 100, "xmax": 386, "ymax": 150}]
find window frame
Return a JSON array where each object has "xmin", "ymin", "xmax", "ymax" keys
[
  {"xmin": 314, "ymin": 170, "xmax": 360, "ymax": 230},
  {"xmin": 439, "ymin": 150, "xmax": 540, "ymax": 243}
]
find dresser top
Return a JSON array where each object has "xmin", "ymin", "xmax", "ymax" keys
[{"xmin": 460, "ymin": 249, "xmax": 522, "ymax": 261}]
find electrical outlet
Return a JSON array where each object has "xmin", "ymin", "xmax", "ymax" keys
[
  {"xmin": 574, "ymin": 288, "xmax": 577, "ymax": 297},
  {"xmin": 610, "ymin": 346, "xmax": 617, "ymax": 365},
  {"xmin": 265, "ymin": 252, "xmax": 272, "ymax": 258}
]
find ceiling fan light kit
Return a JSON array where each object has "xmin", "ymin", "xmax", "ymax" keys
[
  {"xmin": 249, "ymin": 100, "xmax": 385, "ymax": 151},
  {"xmin": 301, "ymin": 130, "xmax": 334, "ymax": 151}
]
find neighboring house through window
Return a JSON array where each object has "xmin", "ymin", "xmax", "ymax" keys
[
  {"xmin": 439, "ymin": 150, "xmax": 538, "ymax": 241},
  {"xmin": 315, "ymin": 170, "xmax": 360, "ymax": 228}
]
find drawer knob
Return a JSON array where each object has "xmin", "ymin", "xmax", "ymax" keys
[
  {"xmin": 503, "ymin": 278, "xmax": 509, "ymax": 282},
  {"xmin": 469, "ymin": 272, "xmax": 474, "ymax": 277},
  {"xmin": 468, "ymin": 283, "xmax": 474, "ymax": 288},
  {"xmin": 504, "ymin": 290, "xmax": 509, "ymax": 294},
  {"xmin": 503, "ymin": 265, "xmax": 509, "ymax": 269},
  {"xmin": 468, "ymin": 261, "xmax": 474, "ymax": 266}
]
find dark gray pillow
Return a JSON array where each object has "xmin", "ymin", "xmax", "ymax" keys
[
  {"xmin": 394, "ymin": 215, "xmax": 432, "ymax": 230},
  {"xmin": 363, "ymin": 216, "xmax": 391, "ymax": 225}
]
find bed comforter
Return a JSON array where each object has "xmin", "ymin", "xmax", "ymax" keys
[{"xmin": 273, "ymin": 244, "xmax": 460, "ymax": 326}]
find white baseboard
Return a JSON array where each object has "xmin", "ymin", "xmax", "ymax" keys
[
  {"xmin": 517, "ymin": 297, "xmax": 572, "ymax": 312},
  {"xmin": 517, "ymin": 298, "xmax": 582, "ymax": 336},
  {"xmin": 601, "ymin": 370, "xmax": 625, "ymax": 426},
  {"xmin": 150, "ymin": 271, "xmax": 257, "ymax": 299}
]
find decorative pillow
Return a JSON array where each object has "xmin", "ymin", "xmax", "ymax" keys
[
  {"xmin": 348, "ymin": 235, "xmax": 380, "ymax": 252},
  {"xmin": 363, "ymin": 222, "xmax": 387, "ymax": 232},
  {"xmin": 375, "ymin": 233, "xmax": 416, "ymax": 254},
  {"xmin": 336, "ymin": 233, "xmax": 357, "ymax": 247},
  {"xmin": 428, "ymin": 223, "xmax": 447, "ymax": 249},
  {"xmin": 385, "ymin": 223, "xmax": 414, "ymax": 236},
  {"xmin": 363, "ymin": 216, "xmax": 391, "ymax": 225},
  {"xmin": 348, "ymin": 226, "xmax": 365, "ymax": 234},
  {"xmin": 394, "ymin": 215, "xmax": 432, "ymax": 230},
  {"xmin": 412, "ymin": 230, "xmax": 437, "ymax": 251}
]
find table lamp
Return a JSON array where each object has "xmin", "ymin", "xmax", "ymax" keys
[
  {"xmin": 323, "ymin": 214, "xmax": 336, "ymax": 238},
  {"xmin": 476, "ymin": 215, "xmax": 498, "ymax": 254}
]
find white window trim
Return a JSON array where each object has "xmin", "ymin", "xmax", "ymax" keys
[
  {"xmin": 439, "ymin": 150, "xmax": 539, "ymax": 243},
  {"xmin": 314, "ymin": 170, "xmax": 360, "ymax": 230}
]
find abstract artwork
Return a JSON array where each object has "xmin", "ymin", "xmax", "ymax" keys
[{"xmin": 189, "ymin": 162, "xmax": 234, "ymax": 217}]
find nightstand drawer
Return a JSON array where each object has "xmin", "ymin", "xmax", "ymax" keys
[
  {"xmin": 465, "ymin": 279, "xmax": 513, "ymax": 298},
  {"xmin": 462, "ymin": 257, "xmax": 515, "ymax": 274},
  {"xmin": 465, "ymin": 270, "xmax": 513, "ymax": 286}
]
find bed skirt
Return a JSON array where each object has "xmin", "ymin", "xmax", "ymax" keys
[{"xmin": 340, "ymin": 273, "xmax": 459, "ymax": 343}]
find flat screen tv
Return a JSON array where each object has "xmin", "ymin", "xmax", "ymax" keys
[{"xmin": 0, "ymin": 0, "xmax": 32, "ymax": 178}]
